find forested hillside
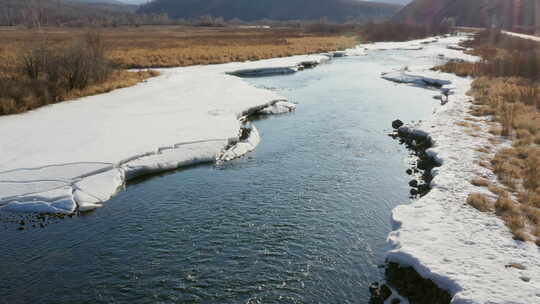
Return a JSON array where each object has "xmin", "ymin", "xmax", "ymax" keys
[
  {"xmin": 0, "ymin": 0, "xmax": 154, "ymax": 26},
  {"xmin": 394, "ymin": 0, "xmax": 540, "ymax": 32},
  {"xmin": 138, "ymin": 0, "xmax": 401, "ymax": 22}
]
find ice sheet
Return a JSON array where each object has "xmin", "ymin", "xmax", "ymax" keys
[{"xmin": 0, "ymin": 54, "xmax": 329, "ymax": 213}]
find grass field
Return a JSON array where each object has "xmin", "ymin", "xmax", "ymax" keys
[
  {"xmin": 0, "ymin": 26, "xmax": 357, "ymax": 71},
  {"xmin": 0, "ymin": 25, "xmax": 357, "ymax": 115}
]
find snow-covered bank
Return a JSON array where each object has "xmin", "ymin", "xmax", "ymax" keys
[
  {"xmin": 0, "ymin": 54, "xmax": 329, "ymax": 214},
  {"xmin": 502, "ymin": 30, "xmax": 540, "ymax": 42},
  {"xmin": 375, "ymin": 36, "xmax": 540, "ymax": 303}
]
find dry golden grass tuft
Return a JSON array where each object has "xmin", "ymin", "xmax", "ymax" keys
[
  {"xmin": 475, "ymin": 146, "xmax": 491, "ymax": 153},
  {"xmin": 467, "ymin": 193, "xmax": 493, "ymax": 212},
  {"xmin": 488, "ymin": 184, "xmax": 507, "ymax": 197},
  {"xmin": 471, "ymin": 178, "xmax": 489, "ymax": 187}
]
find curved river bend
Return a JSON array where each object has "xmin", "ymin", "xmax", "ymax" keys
[{"xmin": 1, "ymin": 50, "xmax": 443, "ymax": 303}]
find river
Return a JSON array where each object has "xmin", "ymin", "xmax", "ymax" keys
[{"xmin": 1, "ymin": 50, "xmax": 444, "ymax": 304}]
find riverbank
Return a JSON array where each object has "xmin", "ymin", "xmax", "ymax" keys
[{"xmin": 376, "ymin": 36, "xmax": 540, "ymax": 303}]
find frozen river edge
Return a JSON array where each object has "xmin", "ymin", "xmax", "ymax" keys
[
  {"xmin": 378, "ymin": 38, "xmax": 540, "ymax": 303},
  {"xmin": 0, "ymin": 54, "xmax": 340, "ymax": 214}
]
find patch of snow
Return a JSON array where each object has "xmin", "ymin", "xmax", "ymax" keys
[
  {"xmin": 344, "ymin": 46, "xmax": 367, "ymax": 56},
  {"xmin": 446, "ymin": 44, "xmax": 467, "ymax": 51},
  {"xmin": 383, "ymin": 35, "xmax": 540, "ymax": 303},
  {"xmin": 502, "ymin": 31, "xmax": 540, "ymax": 42},
  {"xmin": 362, "ymin": 35, "xmax": 479, "ymax": 63}
]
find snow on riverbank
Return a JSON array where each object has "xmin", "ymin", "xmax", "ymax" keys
[
  {"xmin": 502, "ymin": 30, "xmax": 540, "ymax": 42},
  {"xmin": 376, "ymin": 36, "xmax": 540, "ymax": 303},
  {"xmin": 0, "ymin": 54, "xmax": 329, "ymax": 214}
]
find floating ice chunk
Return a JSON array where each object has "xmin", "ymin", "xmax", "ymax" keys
[
  {"xmin": 226, "ymin": 67, "xmax": 298, "ymax": 77},
  {"xmin": 382, "ymin": 71, "xmax": 451, "ymax": 87},
  {"xmin": 332, "ymin": 51, "xmax": 347, "ymax": 58}
]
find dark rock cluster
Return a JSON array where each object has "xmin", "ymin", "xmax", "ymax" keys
[
  {"xmin": 369, "ymin": 282, "xmax": 393, "ymax": 304},
  {"xmin": 390, "ymin": 121, "xmax": 440, "ymax": 198},
  {"xmin": 385, "ymin": 262, "xmax": 452, "ymax": 304}
]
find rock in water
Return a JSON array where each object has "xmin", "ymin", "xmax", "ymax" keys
[
  {"xmin": 392, "ymin": 119, "xmax": 404, "ymax": 129},
  {"xmin": 369, "ymin": 282, "xmax": 392, "ymax": 304}
]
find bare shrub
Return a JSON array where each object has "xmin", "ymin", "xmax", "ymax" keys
[
  {"xmin": 47, "ymin": 32, "xmax": 112, "ymax": 90},
  {"xmin": 20, "ymin": 41, "xmax": 49, "ymax": 80},
  {"xmin": 0, "ymin": 31, "xmax": 163, "ymax": 115}
]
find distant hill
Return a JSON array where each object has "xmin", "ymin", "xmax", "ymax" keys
[
  {"xmin": 64, "ymin": 0, "xmax": 137, "ymax": 12},
  {"xmin": 367, "ymin": 0, "xmax": 411, "ymax": 5},
  {"xmin": 0, "ymin": 0, "xmax": 137, "ymax": 26},
  {"xmin": 394, "ymin": 0, "xmax": 540, "ymax": 31},
  {"xmin": 67, "ymin": 0, "xmax": 126, "ymax": 4},
  {"xmin": 138, "ymin": 0, "xmax": 402, "ymax": 22}
]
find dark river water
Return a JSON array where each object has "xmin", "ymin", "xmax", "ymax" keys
[{"xmin": 0, "ymin": 51, "xmax": 441, "ymax": 304}]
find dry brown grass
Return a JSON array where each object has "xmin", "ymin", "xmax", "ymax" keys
[
  {"xmin": 64, "ymin": 70, "xmax": 160, "ymax": 100},
  {"xmin": 476, "ymin": 146, "xmax": 491, "ymax": 153},
  {"xmin": 467, "ymin": 193, "xmax": 493, "ymax": 212},
  {"xmin": 488, "ymin": 184, "xmax": 507, "ymax": 197},
  {"xmin": 0, "ymin": 26, "xmax": 356, "ymax": 115},
  {"xmin": 471, "ymin": 178, "xmax": 489, "ymax": 187},
  {"xmin": 0, "ymin": 70, "xmax": 158, "ymax": 115},
  {"xmin": 0, "ymin": 26, "xmax": 357, "ymax": 70}
]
